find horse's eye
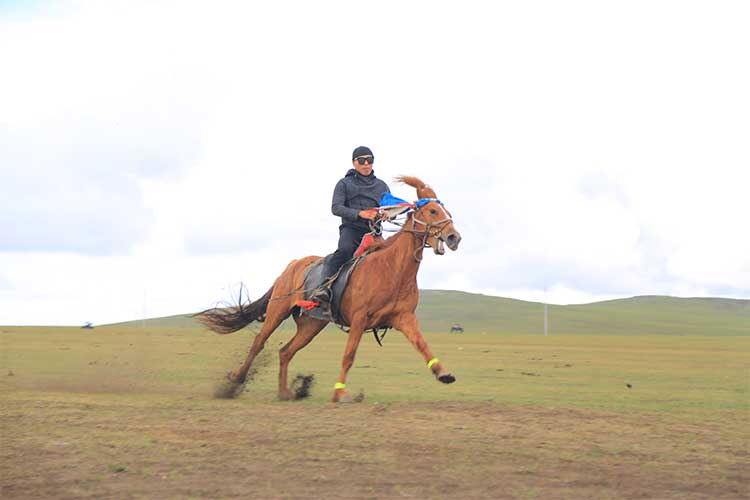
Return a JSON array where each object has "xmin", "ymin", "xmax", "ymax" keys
[{"xmin": 430, "ymin": 209, "xmax": 437, "ymax": 215}]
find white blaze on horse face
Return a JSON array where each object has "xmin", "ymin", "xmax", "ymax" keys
[
  {"xmin": 426, "ymin": 202, "xmax": 447, "ymax": 255},
  {"xmin": 436, "ymin": 203, "xmax": 450, "ymax": 221},
  {"xmin": 434, "ymin": 202, "xmax": 458, "ymax": 254}
]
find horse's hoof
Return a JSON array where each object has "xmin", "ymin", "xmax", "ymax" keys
[
  {"xmin": 333, "ymin": 391, "xmax": 353, "ymax": 403},
  {"xmin": 278, "ymin": 389, "xmax": 295, "ymax": 401},
  {"xmin": 227, "ymin": 371, "xmax": 245, "ymax": 384},
  {"xmin": 438, "ymin": 373, "xmax": 456, "ymax": 384}
]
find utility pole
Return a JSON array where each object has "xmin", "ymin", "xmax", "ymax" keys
[{"xmin": 544, "ymin": 288, "xmax": 548, "ymax": 336}]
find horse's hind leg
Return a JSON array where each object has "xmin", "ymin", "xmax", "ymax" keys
[
  {"xmin": 228, "ymin": 300, "xmax": 290, "ymax": 384},
  {"xmin": 278, "ymin": 316, "xmax": 328, "ymax": 400}
]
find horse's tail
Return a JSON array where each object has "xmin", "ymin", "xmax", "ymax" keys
[{"xmin": 195, "ymin": 285, "xmax": 274, "ymax": 334}]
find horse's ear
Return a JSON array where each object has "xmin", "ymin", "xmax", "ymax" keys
[{"xmin": 395, "ymin": 175, "xmax": 436, "ymax": 199}]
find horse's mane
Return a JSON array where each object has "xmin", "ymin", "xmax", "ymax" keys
[{"xmin": 395, "ymin": 175, "xmax": 437, "ymax": 199}]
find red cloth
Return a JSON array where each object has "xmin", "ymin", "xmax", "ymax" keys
[
  {"xmin": 296, "ymin": 300, "xmax": 320, "ymax": 311},
  {"xmin": 354, "ymin": 233, "xmax": 375, "ymax": 257}
]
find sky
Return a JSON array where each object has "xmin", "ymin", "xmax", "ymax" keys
[{"xmin": 1, "ymin": 0, "xmax": 748, "ymax": 326}]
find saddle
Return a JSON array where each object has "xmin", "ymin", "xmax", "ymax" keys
[{"xmin": 300, "ymin": 255, "xmax": 364, "ymax": 324}]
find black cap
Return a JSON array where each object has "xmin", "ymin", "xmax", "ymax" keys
[{"xmin": 352, "ymin": 146, "xmax": 373, "ymax": 160}]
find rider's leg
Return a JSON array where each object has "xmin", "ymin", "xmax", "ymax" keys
[
  {"xmin": 327, "ymin": 225, "xmax": 367, "ymax": 277},
  {"xmin": 311, "ymin": 225, "xmax": 366, "ymax": 303}
]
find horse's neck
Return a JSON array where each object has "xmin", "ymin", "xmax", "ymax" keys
[{"xmin": 379, "ymin": 227, "xmax": 423, "ymax": 281}]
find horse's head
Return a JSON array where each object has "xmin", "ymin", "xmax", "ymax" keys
[{"xmin": 396, "ymin": 176, "xmax": 462, "ymax": 255}]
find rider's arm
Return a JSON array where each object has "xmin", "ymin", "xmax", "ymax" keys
[{"xmin": 331, "ymin": 179, "xmax": 361, "ymax": 222}]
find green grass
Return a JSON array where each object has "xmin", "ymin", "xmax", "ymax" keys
[
  {"xmin": 1, "ymin": 324, "xmax": 747, "ymax": 499},
  {"xmin": 103, "ymin": 290, "xmax": 750, "ymax": 336},
  {"xmin": 2, "ymin": 325, "xmax": 747, "ymax": 414}
]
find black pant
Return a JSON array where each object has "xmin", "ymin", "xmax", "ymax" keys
[{"xmin": 322, "ymin": 225, "xmax": 368, "ymax": 278}]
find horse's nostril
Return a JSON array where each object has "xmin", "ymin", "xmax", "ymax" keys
[
  {"xmin": 446, "ymin": 233, "xmax": 461, "ymax": 249},
  {"xmin": 445, "ymin": 233, "xmax": 461, "ymax": 250}
]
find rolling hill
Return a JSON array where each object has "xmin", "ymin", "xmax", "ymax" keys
[{"xmin": 106, "ymin": 290, "xmax": 750, "ymax": 336}]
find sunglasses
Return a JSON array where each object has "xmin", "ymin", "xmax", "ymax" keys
[{"xmin": 355, "ymin": 156, "xmax": 374, "ymax": 165}]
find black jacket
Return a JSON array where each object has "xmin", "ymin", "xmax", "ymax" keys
[{"xmin": 331, "ymin": 169, "xmax": 390, "ymax": 230}]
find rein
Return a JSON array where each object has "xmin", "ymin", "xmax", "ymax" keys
[{"xmin": 379, "ymin": 201, "xmax": 453, "ymax": 263}]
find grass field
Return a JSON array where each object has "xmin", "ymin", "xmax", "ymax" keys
[{"xmin": 1, "ymin": 318, "xmax": 748, "ymax": 499}]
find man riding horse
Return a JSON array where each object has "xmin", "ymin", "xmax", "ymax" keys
[
  {"xmin": 198, "ymin": 152, "xmax": 462, "ymax": 403},
  {"xmin": 309, "ymin": 146, "xmax": 390, "ymax": 312}
]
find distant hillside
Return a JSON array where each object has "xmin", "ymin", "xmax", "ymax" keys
[
  {"xmin": 106, "ymin": 290, "xmax": 750, "ymax": 336},
  {"xmin": 415, "ymin": 291, "xmax": 749, "ymax": 335}
]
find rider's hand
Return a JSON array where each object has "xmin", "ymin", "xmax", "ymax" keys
[{"xmin": 358, "ymin": 208, "xmax": 378, "ymax": 220}]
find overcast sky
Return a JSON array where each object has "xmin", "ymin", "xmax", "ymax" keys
[{"xmin": 1, "ymin": 1, "xmax": 748, "ymax": 326}]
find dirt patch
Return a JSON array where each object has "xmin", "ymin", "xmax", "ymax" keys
[
  {"xmin": 212, "ymin": 349, "xmax": 273, "ymax": 399},
  {"xmin": 1, "ymin": 398, "xmax": 747, "ymax": 500},
  {"xmin": 290, "ymin": 373, "xmax": 315, "ymax": 400},
  {"xmin": 212, "ymin": 379, "xmax": 246, "ymax": 399}
]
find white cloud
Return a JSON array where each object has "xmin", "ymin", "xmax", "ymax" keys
[{"xmin": 1, "ymin": 0, "xmax": 748, "ymax": 324}]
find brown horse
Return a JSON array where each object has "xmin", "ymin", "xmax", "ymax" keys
[{"xmin": 198, "ymin": 176, "xmax": 462, "ymax": 402}]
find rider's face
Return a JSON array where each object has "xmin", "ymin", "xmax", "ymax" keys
[{"xmin": 353, "ymin": 156, "xmax": 374, "ymax": 176}]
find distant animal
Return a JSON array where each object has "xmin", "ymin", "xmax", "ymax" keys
[
  {"xmin": 450, "ymin": 324, "xmax": 464, "ymax": 333},
  {"xmin": 81, "ymin": 322, "xmax": 94, "ymax": 329},
  {"xmin": 197, "ymin": 176, "xmax": 462, "ymax": 403}
]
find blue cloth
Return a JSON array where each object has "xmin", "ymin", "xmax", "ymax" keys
[
  {"xmin": 379, "ymin": 192, "xmax": 410, "ymax": 206},
  {"xmin": 378, "ymin": 193, "xmax": 444, "ymax": 210},
  {"xmin": 414, "ymin": 197, "xmax": 442, "ymax": 208}
]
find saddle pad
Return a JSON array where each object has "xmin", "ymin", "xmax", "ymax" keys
[{"xmin": 301, "ymin": 255, "xmax": 363, "ymax": 324}]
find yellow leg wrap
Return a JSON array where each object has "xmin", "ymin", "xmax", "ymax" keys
[
  {"xmin": 334, "ymin": 382, "xmax": 346, "ymax": 390},
  {"xmin": 427, "ymin": 358, "xmax": 439, "ymax": 369}
]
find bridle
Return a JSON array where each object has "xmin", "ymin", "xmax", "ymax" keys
[{"xmin": 376, "ymin": 199, "xmax": 454, "ymax": 262}]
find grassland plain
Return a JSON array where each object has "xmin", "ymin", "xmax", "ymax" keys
[{"xmin": 1, "ymin": 319, "xmax": 748, "ymax": 500}]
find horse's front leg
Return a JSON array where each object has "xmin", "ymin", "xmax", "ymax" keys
[
  {"xmin": 332, "ymin": 323, "xmax": 365, "ymax": 403},
  {"xmin": 394, "ymin": 313, "xmax": 456, "ymax": 384}
]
